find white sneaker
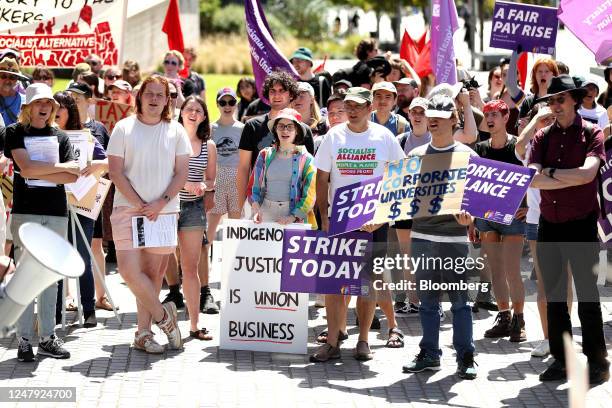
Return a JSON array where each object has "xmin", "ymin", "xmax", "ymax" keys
[
  {"xmin": 531, "ymin": 339, "xmax": 550, "ymax": 357},
  {"xmin": 157, "ymin": 302, "xmax": 183, "ymax": 350},
  {"xmin": 439, "ymin": 306, "xmax": 445, "ymax": 322},
  {"xmin": 133, "ymin": 330, "xmax": 164, "ymax": 354}
]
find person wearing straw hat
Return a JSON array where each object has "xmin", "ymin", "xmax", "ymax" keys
[
  {"xmin": 4, "ymin": 83, "xmax": 81, "ymax": 362},
  {"xmin": 0, "ymin": 56, "xmax": 28, "ymax": 126}
]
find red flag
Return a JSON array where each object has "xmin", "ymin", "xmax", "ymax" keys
[
  {"xmin": 313, "ymin": 55, "xmax": 327, "ymax": 74},
  {"xmin": 79, "ymin": 3, "xmax": 93, "ymax": 26},
  {"xmin": 517, "ymin": 52, "xmax": 529, "ymax": 90},
  {"xmin": 414, "ymin": 40, "xmax": 432, "ymax": 78},
  {"xmin": 416, "ymin": 31, "xmax": 427, "ymax": 53},
  {"xmin": 162, "ymin": 0, "xmax": 184, "ymax": 53},
  {"xmin": 400, "ymin": 30, "xmax": 419, "ymax": 67}
]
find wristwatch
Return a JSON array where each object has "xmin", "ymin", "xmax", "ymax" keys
[{"xmin": 162, "ymin": 194, "xmax": 171, "ymax": 202}]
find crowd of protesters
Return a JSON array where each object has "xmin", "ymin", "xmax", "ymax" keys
[{"xmin": 0, "ymin": 39, "xmax": 610, "ymax": 386}]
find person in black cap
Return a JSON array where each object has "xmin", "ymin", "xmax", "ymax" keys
[
  {"xmin": 528, "ymin": 74, "xmax": 610, "ymax": 385},
  {"xmin": 578, "ymin": 80, "xmax": 609, "ymax": 128}
]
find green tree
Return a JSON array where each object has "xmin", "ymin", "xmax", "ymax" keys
[{"xmin": 268, "ymin": 0, "xmax": 331, "ymax": 42}]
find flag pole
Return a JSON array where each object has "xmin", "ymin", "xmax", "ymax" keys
[{"xmin": 118, "ymin": 0, "xmax": 128, "ymax": 65}]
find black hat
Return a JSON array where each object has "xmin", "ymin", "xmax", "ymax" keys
[
  {"xmin": 535, "ymin": 74, "xmax": 587, "ymax": 103},
  {"xmin": 366, "ymin": 56, "xmax": 391, "ymax": 77},
  {"xmin": 66, "ymin": 82, "xmax": 93, "ymax": 99}
]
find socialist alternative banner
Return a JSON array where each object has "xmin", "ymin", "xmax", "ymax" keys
[
  {"xmin": 490, "ymin": 1, "xmax": 558, "ymax": 55},
  {"xmin": 329, "ymin": 176, "xmax": 381, "ymax": 236},
  {"xmin": 280, "ymin": 229, "xmax": 371, "ymax": 296},
  {"xmin": 461, "ymin": 156, "xmax": 536, "ymax": 225},
  {"xmin": 220, "ymin": 220, "xmax": 308, "ymax": 354},
  {"xmin": 0, "ymin": 0, "xmax": 126, "ymax": 67},
  {"xmin": 372, "ymin": 152, "xmax": 471, "ymax": 224},
  {"xmin": 598, "ymin": 148, "xmax": 612, "ymax": 242}
]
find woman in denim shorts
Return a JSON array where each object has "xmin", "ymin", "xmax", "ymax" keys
[{"xmin": 176, "ymin": 96, "xmax": 217, "ymax": 340}]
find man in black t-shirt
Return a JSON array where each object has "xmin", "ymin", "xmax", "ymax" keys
[
  {"xmin": 237, "ymin": 71, "xmax": 314, "ymax": 208},
  {"xmin": 290, "ymin": 47, "xmax": 332, "ymax": 108},
  {"xmin": 4, "ymin": 83, "xmax": 79, "ymax": 362}
]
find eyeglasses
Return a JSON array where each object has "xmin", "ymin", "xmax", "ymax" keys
[
  {"xmin": 218, "ymin": 99, "xmax": 237, "ymax": 107},
  {"xmin": 547, "ymin": 95, "xmax": 566, "ymax": 106},
  {"xmin": 170, "ymin": 93, "xmax": 178, "ymax": 99},
  {"xmin": 492, "ymin": 74, "xmax": 502, "ymax": 79},
  {"xmin": 276, "ymin": 124, "xmax": 296, "ymax": 132},
  {"xmin": 164, "ymin": 60, "xmax": 178, "ymax": 66},
  {"xmin": 105, "ymin": 75, "xmax": 120, "ymax": 80}
]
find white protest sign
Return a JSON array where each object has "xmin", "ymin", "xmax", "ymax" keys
[
  {"xmin": 220, "ymin": 219, "xmax": 309, "ymax": 354},
  {"xmin": 131, "ymin": 214, "xmax": 178, "ymax": 248},
  {"xmin": 65, "ymin": 129, "xmax": 93, "ymax": 170}
]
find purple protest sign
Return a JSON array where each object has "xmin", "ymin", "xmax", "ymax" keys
[
  {"xmin": 329, "ymin": 175, "xmax": 382, "ymax": 237},
  {"xmin": 461, "ymin": 156, "xmax": 536, "ymax": 225},
  {"xmin": 280, "ymin": 229, "xmax": 371, "ymax": 296},
  {"xmin": 244, "ymin": 0, "xmax": 298, "ymax": 102},
  {"xmin": 558, "ymin": 0, "xmax": 612, "ymax": 64},
  {"xmin": 598, "ymin": 148, "xmax": 612, "ymax": 242},
  {"xmin": 431, "ymin": 0, "xmax": 459, "ymax": 85},
  {"xmin": 490, "ymin": 1, "xmax": 558, "ymax": 55}
]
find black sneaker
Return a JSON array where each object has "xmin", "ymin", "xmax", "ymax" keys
[
  {"xmin": 539, "ymin": 359, "xmax": 567, "ymax": 382},
  {"xmin": 83, "ymin": 311, "xmax": 98, "ymax": 328},
  {"xmin": 394, "ymin": 301, "xmax": 407, "ymax": 314},
  {"xmin": 162, "ymin": 290, "xmax": 184, "ymax": 309},
  {"xmin": 473, "ymin": 289, "xmax": 498, "ymax": 311},
  {"xmin": 589, "ymin": 361, "xmax": 610, "ymax": 385},
  {"xmin": 38, "ymin": 335, "xmax": 70, "ymax": 359},
  {"xmin": 17, "ymin": 339, "xmax": 36, "ymax": 362},
  {"xmin": 200, "ymin": 286, "xmax": 219, "ymax": 314},
  {"xmin": 457, "ymin": 352, "xmax": 478, "ymax": 380}
]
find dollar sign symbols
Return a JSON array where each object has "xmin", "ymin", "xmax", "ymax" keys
[
  {"xmin": 388, "ymin": 201, "xmax": 401, "ymax": 220},
  {"xmin": 407, "ymin": 198, "xmax": 421, "ymax": 216},
  {"xmin": 428, "ymin": 195, "xmax": 443, "ymax": 215}
]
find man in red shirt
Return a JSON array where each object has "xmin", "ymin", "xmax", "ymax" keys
[{"xmin": 529, "ymin": 75, "xmax": 609, "ymax": 385}]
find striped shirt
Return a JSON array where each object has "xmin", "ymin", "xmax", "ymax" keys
[{"xmin": 179, "ymin": 140, "xmax": 208, "ymax": 201}]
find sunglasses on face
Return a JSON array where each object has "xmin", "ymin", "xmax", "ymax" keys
[
  {"xmin": 170, "ymin": 92, "xmax": 178, "ymax": 99},
  {"xmin": 164, "ymin": 60, "xmax": 178, "ymax": 66},
  {"xmin": 218, "ymin": 99, "xmax": 237, "ymax": 107},
  {"xmin": 547, "ymin": 96, "xmax": 566, "ymax": 106},
  {"xmin": 105, "ymin": 74, "xmax": 120, "ymax": 80}
]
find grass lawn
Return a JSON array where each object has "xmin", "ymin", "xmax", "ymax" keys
[{"xmin": 53, "ymin": 74, "xmax": 244, "ymax": 123}]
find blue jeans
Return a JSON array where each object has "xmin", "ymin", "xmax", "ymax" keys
[
  {"xmin": 412, "ymin": 238, "xmax": 475, "ymax": 361},
  {"xmin": 11, "ymin": 214, "xmax": 68, "ymax": 339},
  {"xmin": 57, "ymin": 213, "xmax": 95, "ymax": 315}
]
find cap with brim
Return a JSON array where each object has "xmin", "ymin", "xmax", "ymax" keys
[
  {"xmin": 409, "ymin": 97, "xmax": 429, "ymax": 111},
  {"xmin": 344, "ymin": 87, "xmax": 372, "ymax": 104},
  {"xmin": 24, "ymin": 83, "xmax": 59, "ymax": 107},
  {"xmin": 107, "ymin": 80, "xmax": 133, "ymax": 92},
  {"xmin": 371, "ymin": 81, "xmax": 397, "ymax": 95},
  {"xmin": 580, "ymin": 80, "xmax": 599, "ymax": 93},
  {"xmin": 0, "ymin": 56, "xmax": 28, "ymax": 80},
  {"xmin": 66, "ymin": 82, "xmax": 93, "ymax": 98},
  {"xmin": 289, "ymin": 47, "xmax": 313, "ymax": 64},
  {"xmin": 535, "ymin": 74, "xmax": 588, "ymax": 104},
  {"xmin": 0, "ymin": 69, "xmax": 28, "ymax": 80},
  {"xmin": 267, "ymin": 108, "xmax": 302, "ymax": 132},
  {"xmin": 333, "ymin": 79, "xmax": 352, "ymax": 88},
  {"xmin": 217, "ymin": 87, "xmax": 237, "ymax": 101},
  {"xmin": 393, "ymin": 77, "xmax": 419, "ymax": 88},
  {"xmin": 297, "ymin": 82, "xmax": 315, "ymax": 97},
  {"xmin": 425, "ymin": 94, "xmax": 455, "ymax": 119},
  {"xmin": 427, "ymin": 82, "xmax": 463, "ymax": 100}
]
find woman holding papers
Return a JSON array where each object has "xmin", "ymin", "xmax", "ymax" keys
[
  {"xmin": 4, "ymin": 83, "xmax": 80, "ymax": 362},
  {"xmin": 53, "ymin": 91, "xmax": 107, "ymax": 329},
  {"xmin": 249, "ymin": 108, "xmax": 316, "ymax": 226},
  {"xmin": 176, "ymin": 96, "xmax": 217, "ymax": 341}
]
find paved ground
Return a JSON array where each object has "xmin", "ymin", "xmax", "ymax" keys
[{"xmin": 1, "ymin": 244, "xmax": 611, "ymax": 408}]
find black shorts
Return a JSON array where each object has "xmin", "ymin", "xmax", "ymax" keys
[
  {"xmin": 392, "ymin": 219, "xmax": 413, "ymax": 230},
  {"xmin": 93, "ymin": 213, "xmax": 103, "ymax": 239}
]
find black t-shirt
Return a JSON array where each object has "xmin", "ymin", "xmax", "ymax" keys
[
  {"xmin": 300, "ymin": 75, "xmax": 332, "ymax": 107},
  {"xmin": 4, "ymin": 123, "xmax": 75, "ymax": 216},
  {"xmin": 475, "ymin": 136, "xmax": 523, "ymax": 166},
  {"xmin": 238, "ymin": 113, "xmax": 315, "ymax": 168},
  {"xmin": 84, "ymin": 119, "xmax": 110, "ymax": 149},
  {"xmin": 244, "ymin": 98, "xmax": 271, "ymax": 119}
]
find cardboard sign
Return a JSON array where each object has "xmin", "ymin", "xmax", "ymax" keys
[
  {"xmin": 280, "ymin": 229, "xmax": 371, "ymax": 296},
  {"xmin": 598, "ymin": 148, "xmax": 612, "ymax": 242},
  {"xmin": 220, "ymin": 220, "xmax": 309, "ymax": 354},
  {"xmin": 490, "ymin": 1, "xmax": 558, "ymax": 55},
  {"xmin": 0, "ymin": 1, "xmax": 126, "ymax": 67},
  {"xmin": 329, "ymin": 176, "xmax": 381, "ymax": 236},
  {"xmin": 372, "ymin": 152, "xmax": 470, "ymax": 224},
  {"xmin": 95, "ymin": 99, "xmax": 133, "ymax": 134},
  {"xmin": 65, "ymin": 130, "xmax": 93, "ymax": 170},
  {"xmin": 461, "ymin": 156, "xmax": 535, "ymax": 224},
  {"xmin": 69, "ymin": 177, "xmax": 111, "ymax": 217}
]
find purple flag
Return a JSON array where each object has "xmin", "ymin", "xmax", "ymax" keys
[
  {"xmin": 461, "ymin": 156, "xmax": 536, "ymax": 225},
  {"xmin": 281, "ymin": 230, "xmax": 372, "ymax": 296},
  {"xmin": 598, "ymin": 148, "xmax": 612, "ymax": 242},
  {"xmin": 244, "ymin": 0, "xmax": 298, "ymax": 102},
  {"xmin": 329, "ymin": 176, "xmax": 382, "ymax": 237},
  {"xmin": 558, "ymin": 0, "xmax": 612, "ymax": 64},
  {"xmin": 490, "ymin": 1, "xmax": 558, "ymax": 55},
  {"xmin": 431, "ymin": 0, "xmax": 459, "ymax": 85}
]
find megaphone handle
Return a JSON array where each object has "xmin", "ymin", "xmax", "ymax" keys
[{"xmin": 70, "ymin": 212, "xmax": 84, "ymax": 326}]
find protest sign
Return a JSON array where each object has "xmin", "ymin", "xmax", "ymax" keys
[
  {"xmin": 490, "ymin": 1, "xmax": 558, "ymax": 55},
  {"xmin": 131, "ymin": 214, "xmax": 177, "ymax": 249},
  {"xmin": 329, "ymin": 176, "xmax": 381, "ymax": 236},
  {"xmin": 220, "ymin": 220, "xmax": 309, "ymax": 354},
  {"xmin": 597, "ymin": 148, "xmax": 612, "ymax": 242},
  {"xmin": 372, "ymin": 152, "xmax": 470, "ymax": 224},
  {"xmin": 558, "ymin": 0, "xmax": 612, "ymax": 64},
  {"xmin": 0, "ymin": 0, "xmax": 126, "ymax": 67},
  {"xmin": 71, "ymin": 177, "xmax": 111, "ymax": 220},
  {"xmin": 65, "ymin": 130, "xmax": 94, "ymax": 170},
  {"xmin": 280, "ymin": 229, "xmax": 371, "ymax": 296},
  {"xmin": 95, "ymin": 100, "xmax": 133, "ymax": 134},
  {"xmin": 461, "ymin": 156, "xmax": 535, "ymax": 225},
  {"xmin": 431, "ymin": 0, "xmax": 459, "ymax": 84}
]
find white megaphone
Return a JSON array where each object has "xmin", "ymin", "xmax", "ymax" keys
[{"xmin": 0, "ymin": 222, "xmax": 84, "ymax": 337}]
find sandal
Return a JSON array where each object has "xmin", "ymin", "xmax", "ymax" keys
[
  {"xmin": 96, "ymin": 297, "xmax": 119, "ymax": 311},
  {"xmin": 66, "ymin": 298, "xmax": 78, "ymax": 312},
  {"xmin": 386, "ymin": 327, "xmax": 404, "ymax": 348},
  {"xmin": 190, "ymin": 328, "xmax": 213, "ymax": 341},
  {"xmin": 316, "ymin": 329, "xmax": 348, "ymax": 344}
]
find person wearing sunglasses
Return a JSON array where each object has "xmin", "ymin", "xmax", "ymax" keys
[
  {"xmin": 0, "ymin": 56, "xmax": 27, "ymax": 126},
  {"xmin": 485, "ymin": 66, "xmax": 503, "ymax": 103},
  {"xmin": 84, "ymin": 53, "xmax": 103, "ymax": 76},
  {"xmin": 167, "ymin": 80, "xmax": 184, "ymax": 119},
  {"xmin": 102, "ymin": 66, "xmax": 122, "ymax": 100},
  {"xmin": 528, "ymin": 75, "xmax": 609, "ymax": 385}
]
